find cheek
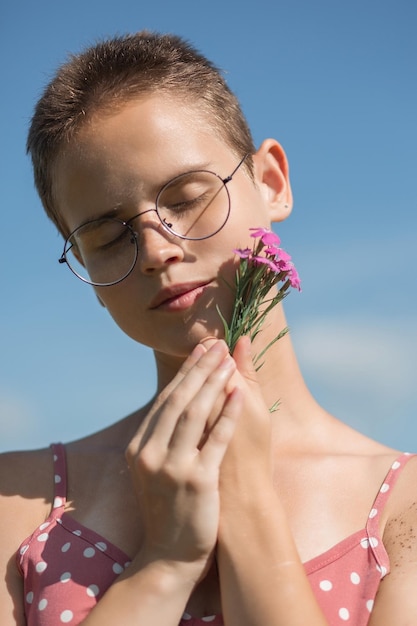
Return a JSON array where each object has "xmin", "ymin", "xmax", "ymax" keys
[
  {"xmin": 228, "ymin": 192, "xmax": 271, "ymax": 243},
  {"xmin": 95, "ymin": 285, "xmax": 144, "ymax": 334}
]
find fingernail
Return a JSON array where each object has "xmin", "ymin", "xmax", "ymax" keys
[
  {"xmin": 219, "ymin": 355, "xmax": 236, "ymax": 371},
  {"xmin": 200, "ymin": 336, "xmax": 219, "ymax": 351},
  {"xmin": 209, "ymin": 339, "xmax": 228, "ymax": 354}
]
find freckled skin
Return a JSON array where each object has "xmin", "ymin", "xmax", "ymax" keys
[{"xmin": 384, "ymin": 501, "xmax": 417, "ymax": 567}]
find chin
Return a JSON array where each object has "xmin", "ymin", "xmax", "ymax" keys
[
  {"xmin": 117, "ymin": 297, "xmax": 232, "ymax": 355},
  {"xmin": 162, "ymin": 323, "xmax": 227, "ymax": 358},
  {"xmin": 182, "ymin": 322, "xmax": 226, "ymax": 353}
]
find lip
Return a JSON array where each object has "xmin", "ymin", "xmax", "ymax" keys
[{"xmin": 149, "ymin": 281, "xmax": 212, "ymax": 311}]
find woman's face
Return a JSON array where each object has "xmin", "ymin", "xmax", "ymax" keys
[{"xmin": 53, "ymin": 94, "xmax": 290, "ymax": 361}]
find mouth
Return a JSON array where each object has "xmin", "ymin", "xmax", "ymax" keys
[{"xmin": 149, "ymin": 281, "xmax": 213, "ymax": 311}]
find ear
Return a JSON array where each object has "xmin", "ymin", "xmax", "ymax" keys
[{"xmin": 252, "ymin": 139, "xmax": 293, "ymax": 222}]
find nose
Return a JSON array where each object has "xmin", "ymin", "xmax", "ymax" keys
[{"xmin": 132, "ymin": 211, "xmax": 184, "ymax": 274}]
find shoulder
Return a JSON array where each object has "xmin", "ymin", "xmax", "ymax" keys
[
  {"xmin": 0, "ymin": 445, "xmax": 54, "ymax": 492},
  {"xmin": 383, "ymin": 453, "xmax": 417, "ymax": 562},
  {"xmin": 367, "ymin": 455, "xmax": 417, "ymax": 623},
  {"xmin": 0, "ymin": 447, "xmax": 55, "ymax": 625},
  {"xmin": 0, "ymin": 447, "xmax": 55, "ymax": 540},
  {"xmin": 384, "ymin": 452, "xmax": 417, "ymax": 514}
]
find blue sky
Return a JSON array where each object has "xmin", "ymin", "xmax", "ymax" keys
[{"xmin": 0, "ymin": 0, "xmax": 416, "ymax": 452}]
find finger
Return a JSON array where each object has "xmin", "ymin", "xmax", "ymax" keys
[
  {"xmin": 152, "ymin": 341, "xmax": 231, "ymax": 448},
  {"xmin": 168, "ymin": 353, "xmax": 236, "ymax": 455},
  {"xmin": 130, "ymin": 340, "xmax": 231, "ymax": 464},
  {"xmin": 127, "ymin": 342, "xmax": 207, "ymax": 459},
  {"xmin": 231, "ymin": 335, "xmax": 258, "ymax": 385},
  {"xmin": 199, "ymin": 387, "xmax": 242, "ymax": 469},
  {"xmin": 153, "ymin": 342, "xmax": 208, "ymax": 413}
]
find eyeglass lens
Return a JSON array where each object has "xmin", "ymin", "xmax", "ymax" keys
[
  {"xmin": 63, "ymin": 170, "xmax": 230, "ymax": 286},
  {"xmin": 156, "ymin": 170, "xmax": 229, "ymax": 240},
  {"xmin": 64, "ymin": 218, "xmax": 138, "ymax": 286}
]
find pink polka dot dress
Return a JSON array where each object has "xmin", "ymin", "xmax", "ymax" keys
[{"xmin": 17, "ymin": 445, "xmax": 413, "ymax": 625}]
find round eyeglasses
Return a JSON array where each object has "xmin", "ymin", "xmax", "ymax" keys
[{"xmin": 58, "ymin": 154, "xmax": 248, "ymax": 286}]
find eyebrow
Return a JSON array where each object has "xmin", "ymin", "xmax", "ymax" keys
[
  {"xmin": 74, "ymin": 161, "xmax": 216, "ymax": 228},
  {"xmin": 79, "ymin": 205, "xmax": 123, "ymax": 225}
]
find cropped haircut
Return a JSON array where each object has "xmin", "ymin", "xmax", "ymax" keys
[{"xmin": 27, "ymin": 31, "xmax": 256, "ymax": 236}]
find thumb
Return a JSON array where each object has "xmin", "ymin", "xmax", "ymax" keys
[{"xmin": 232, "ymin": 335, "xmax": 258, "ymax": 385}]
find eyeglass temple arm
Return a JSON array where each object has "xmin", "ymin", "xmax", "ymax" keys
[
  {"xmin": 59, "ymin": 247, "xmax": 72, "ymax": 264},
  {"xmin": 222, "ymin": 153, "xmax": 249, "ymax": 184}
]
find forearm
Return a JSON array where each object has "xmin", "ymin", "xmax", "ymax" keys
[
  {"xmin": 217, "ymin": 496, "xmax": 328, "ymax": 626},
  {"xmin": 80, "ymin": 554, "xmax": 198, "ymax": 626}
]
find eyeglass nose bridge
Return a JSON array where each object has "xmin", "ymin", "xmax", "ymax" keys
[{"xmin": 125, "ymin": 206, "xmax": 174, "ymax": 233}]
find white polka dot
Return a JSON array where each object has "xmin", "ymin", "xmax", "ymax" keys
[
  {"xmin": 53, "ymin": 496, "xmax": 63, "ymax": 508},
  {"xmin": 319, "ymin": 580, "xmax": 333, "ymax": 591},
  {"xmin": 36, "ymin": 561, "xmax": 48, "ymax": 573},
  {"xmin": 376, "ymin": 564, "xmax": 388, "ymax": 578},
  {"xmin": 60, "ymin": 572, "xmax": 72, "ymax": 583},
  {"xmin": 202, "ymin": 617, "xmax": 216, "ymax": 622},
  {"xmin": 360, "ymin": 538, "xmax": 369, "ymax": 549},
  {"xmin": 60, "ymin": 610, "xmax": 74, "ymax": 623},
  {"xmin": 72, "ymin": 529, "xmax": 82, "ymax": 536},
  {"xmin": 20, "ymin": 545, "xmax": 29, "ymax": 556},
  {"xmin": 38, "ymin": 599, "xmax": 48, "ymax": 611},
  {"xmin": 87, "ymin": 584, "xmax": 100, "ymax": 598},
  {"xmin": 339, "ymin": 607, "xmax": 350, "ymax": 620},
  {"xmin": 366, "ymin": 599, "xmax": 374, "ymax": 612},
  {"xmin": 182, "ymin": 614, "xmax": 192, "ymax": 621},
  {"xmin": 61, "ymin": 542, "xmax": 71, "ymax": 552},
  {"xmin": 350, "ymin": 572, "xmax": 360, "ymax": 584},
  {"xmin": 124, "ymin": 561, "xmax": 131, "ymax": 568},
  {"xmin": 113, "ymin": 563, "xmax": 124, "ymax": 575},
  {"xmin": 369, "ymin": 537, "xmax": 379, "ymax": 548},
  {"xmin": 369, "ymin": 508, "xmax": 378, "ymax": 519},
  {"xmin": 53, "ymin": 454, "xmax": 58, "ymax": 461},
  {"xmin": 37, "ymin": 533, "xmax": 49, "ymax": 543},
  {"xmin": 380, "ymin": 483, "xmax": 390, "ymax": 493},
  {"xmin": 26, "ymin": 591, "xmax": 34, "ymax": 604},
  {"xmin": 95, "ymin": 541, "xmax": 107, "ymax": 552},
  {"xmin": 39, "ymin": 522, "xmax": 50, "ymax": 531},
  {"xmin": 391, "ymin": 461, "xmax": 401, "ymax": 470},
  {"xmin": 83, "ymin": 547, "xmax": 96, "ymax": 558},
  {"xmin": 55, "ymin": 474, "xmax": 62, "ymax": 483}
]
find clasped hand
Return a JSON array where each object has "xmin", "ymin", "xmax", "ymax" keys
[{"xmin": 125, "ymin": 337, "xmax": 273, "ymax": 582}]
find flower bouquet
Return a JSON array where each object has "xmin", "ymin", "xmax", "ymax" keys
[{"xmin": 217, "ymin": 227, "xmax": 301, "ymax": 372}]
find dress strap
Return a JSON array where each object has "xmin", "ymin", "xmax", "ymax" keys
[
  {"xmin": 365, "ymin": 452, "xmax": 415, "ymax": 577},
  {"xmin": 50, "ymin": 443, "xmax": 67, "ymax": 514},
  {"xmin": 367, "ymin": 453, "xmax": 414, "ymax": 526}
]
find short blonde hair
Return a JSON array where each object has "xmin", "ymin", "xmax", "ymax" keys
[{"xmin": 27, "ymin": 31, "xmax": 255, "ymax": 236}]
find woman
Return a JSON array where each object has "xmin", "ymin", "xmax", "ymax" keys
[{"xmin": 0, "ymin": 31, "xmax": 415, "ymax": 626}]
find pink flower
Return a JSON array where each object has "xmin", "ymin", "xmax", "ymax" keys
[
  {"xmin": 233, "ymin": 247, "xmax": 252, "ymax": 259},
  {"xmin": 249, "ymin": 227, "xmax": 281, "ymax": 247},
  {"xmin": 275, "ymin": 248, "xmax": 292, "ymax": 262},
  {"xmin": 276, "ymin": 259, "xmax": 292, "ymax": 272},
  {"xmin": 288, "ymin": 266, "xmax": 301, "ymax": 290},
  {"xmin": 265, "ymin": 246, "xmax": 280, "ymax": 255},
  {"xmin": 252, "ymin": 255, "xmax": 282, "ymax": 272}
]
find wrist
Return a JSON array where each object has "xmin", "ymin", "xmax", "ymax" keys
[
  {"xmin": 128, "ymin": 550, "xmax": 208, "ymax": 593},
  {"xmin": 219, "ymin": 489, "xmax": 287, "ymax": 549},
  {"xmin": 220, "ymin": 478, "xmax": 277, "ymax": 515},
  {"xmin": 79, "ymin": 553, "xmax": 206, "ymax": 625}
]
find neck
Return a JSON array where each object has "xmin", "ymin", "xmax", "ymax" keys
[
  {"xmin": 250, "ymin": 307, "xmax": 319, "ymax": 421},
  {"xmin": 153, "ymin": 305, "xmax": 321, "ymax": 438}
]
